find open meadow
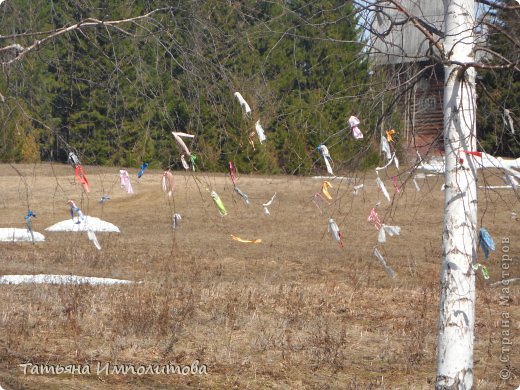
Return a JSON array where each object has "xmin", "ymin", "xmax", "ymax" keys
[{"xmin": 0, "ymin": 163, "xmax": 518, "ymax": 389}]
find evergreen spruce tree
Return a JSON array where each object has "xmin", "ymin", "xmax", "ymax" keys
[
  {"xmin": 0, "ymin": 0, "xmax": 371, "ymax": 173},
  {"xmin": 477, "ymin": 0, "xmax": 520, "ymax": 157}
]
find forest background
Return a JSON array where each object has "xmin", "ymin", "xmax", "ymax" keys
[{"xmin": 0, "ymin": 0, "xmax": 518, "ymax": 174}]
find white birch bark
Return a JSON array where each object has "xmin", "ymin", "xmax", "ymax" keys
[{"xmin": 437, "ymin": 0, "xmax": 477, "ymax": 388}]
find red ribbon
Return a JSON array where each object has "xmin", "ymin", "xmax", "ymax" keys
[
  {"xmin": 458, "ymin": 150, "xmax": 482, "ymax": 164},
  {"xmin": 228, "ymin": 161, "xmax": 238, "ymax": 186},
  {"xmin": 75, "ymin": 165, "xmax": 90, "ymax": 193}
]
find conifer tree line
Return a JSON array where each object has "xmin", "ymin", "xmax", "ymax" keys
[
  {"xmin": 477, "ymin": 0, "xmax": 520, "ymax": 157},
  {"xmin": 0, "ymin": 1, "xmax": 517, "ymax": 173}
]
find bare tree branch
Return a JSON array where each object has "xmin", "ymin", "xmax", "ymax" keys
[
  {"xmin": 452, "ymin": 58, "xmax": 520, "ymax": 70},
  {"xmin": 476, "ymin": 0, "xmax": 520, "ymax": 10},
  {"xmin": 474, "ymin": 45, "xmax": 520, "ymax": 71},
  {"xmin": 483, "ymin": 19, "xmax": 520, "ymax": 49},
  {"xmin": 0, "ymin": 7, "xmax": 173, "ymax": 66}
]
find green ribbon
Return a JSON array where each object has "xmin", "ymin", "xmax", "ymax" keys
[
  {"xmin": 472, "ymin": 263, "xmax": 490, "ymax": 280},
  {"xmin": 210, "ymin": 191, "xmax": 227, "ymax": 216}
]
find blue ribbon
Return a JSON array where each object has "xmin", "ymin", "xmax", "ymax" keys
[
  {"xmin": 479, "ymin": 228, "xmax": 495, "ymax": 259},
  {"xmin": 137, "ymin": 162, "xmax": 149, "ymax": 178}
]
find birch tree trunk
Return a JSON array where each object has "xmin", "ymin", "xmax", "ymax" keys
[{"xmin": 437, "ymin": 0, "xmax": 478, "ymax": 388}]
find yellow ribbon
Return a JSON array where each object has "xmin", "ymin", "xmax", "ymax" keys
[
  {"xmin": 386, "ymin": 129, "xmax": 396, "ymax": 142},
  {"xmin": 322, "ymin": 181, "xmax": 333, "ymax": 201},
  {"xmin": 231, "ymin": 235, "xmax": 262, "ymax": 244}
]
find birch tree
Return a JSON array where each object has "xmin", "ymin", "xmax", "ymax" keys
[
  {"xmin": 438, "ymin": 0, "xmax": 478, "ymax": 387},
  {"xmin": 363, "ymin": 0, "xmax": 520, "ymax": 387}
]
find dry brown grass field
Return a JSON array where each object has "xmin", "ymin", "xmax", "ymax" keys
[{"xmin": 0, "ymin": 163, "xmax": 518, "ymax": 389}]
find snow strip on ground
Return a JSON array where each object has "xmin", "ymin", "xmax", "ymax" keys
[
  {"xmin": 0, "ymin": 228, "xmax": 45, "ymax": 242},
  {"xmin": 0, "ymin": 274, "xmax": 135, "ymax": 285},
  {"xmin": 45, "ymin": 216, "xmax": 120, "ymax": 232}
]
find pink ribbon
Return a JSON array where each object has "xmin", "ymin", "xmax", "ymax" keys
[
  {"xmin": 162, "ymin": 171, "xmax": 175, "ymax": 197},
  {"xmin": 349, "ymin": 116, "xmax": 363, "ymax": 139},
  {"xmin": 392, "ymin": 176, "xmax": 400, "ymax": 193},
  {"xmin": 368, "ymin": 207, "xmax": 382, "ymax": 230},
  {"xmin": 119, "ymin": 170, "xmax": 133, "ymax": 194}
]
